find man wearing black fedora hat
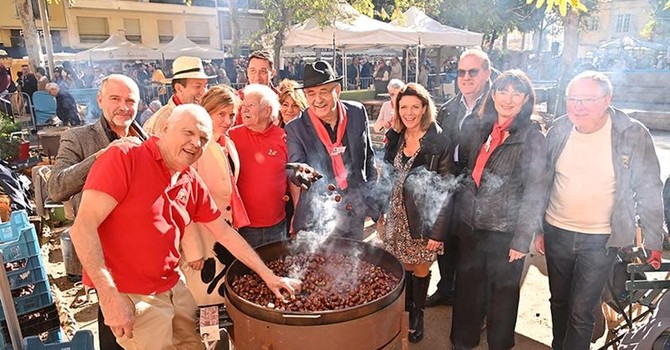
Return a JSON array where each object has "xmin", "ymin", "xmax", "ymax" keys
[
  {"xmin": 143, "ymin": 56, "xmax": 215, "ymax": 135},
  {"xmin": 285, "ymin": 60, "xmax": 379, "ymax": 239}
]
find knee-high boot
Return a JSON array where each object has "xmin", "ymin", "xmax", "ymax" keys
[
  {"xmin": 409, "ymin": 272, "xmax": 431, "ymax": 343},
  {"xmin": 404, "ymin": 271, "xmax": 413, "ymax": 313}
]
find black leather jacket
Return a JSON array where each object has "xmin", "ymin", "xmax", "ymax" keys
[
  {"xmin": 383, "ymin": 123, "xmax": 455, "ymax": 241},
  {"xmin": 456, "ymin": 119, "xmax": 548, "ymax": 253}
]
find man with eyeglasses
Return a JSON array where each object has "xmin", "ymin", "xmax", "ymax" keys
[
  {"xmin": 428, "ymin": 48, "xmax": 492, "ymax": 308},
  {"xmin": 534, "ymin": 71, "xmax": 664, "ymax": 350}
]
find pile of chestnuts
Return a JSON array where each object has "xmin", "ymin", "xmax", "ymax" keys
[{"xmin": 230, "ymin": 252, "xmax": 399, "ymax": 312}]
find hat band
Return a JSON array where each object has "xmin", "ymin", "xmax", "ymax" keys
[{"xmin": 173, "ymin": 67, "xmax": 203, "ymax": 76}]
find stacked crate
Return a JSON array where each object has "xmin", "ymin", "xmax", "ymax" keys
[{"xmin": 0, "ymin": 211, "xmax": 60, "ymax": 349}]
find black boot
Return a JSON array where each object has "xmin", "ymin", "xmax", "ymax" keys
[
  {"xmin": 409, "ymin": 272, "xmax": 431, "ymax": 343},
  {"xmin": 404, "ymin": 271, "xmax": 414, "ymax": 313}
]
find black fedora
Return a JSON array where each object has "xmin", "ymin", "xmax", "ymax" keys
[{"xmin": 299, "ymin": 60, "xmax": 343, "ymax": 89}]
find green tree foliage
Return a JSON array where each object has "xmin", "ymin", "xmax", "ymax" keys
[
  {"xmin": 526, "ymin": 0, "xmax": 587, "ymax": 15},
  {"xmin": 524, "ymin": 0, "xmax": 592, "ymax": 116},
  {"xmin": 642, "ymin": 0, "xmax": 670, "ymax": 42},
  {"xmin": 437, "ymin": 0, "xmax": 547, "ymax": 51}
]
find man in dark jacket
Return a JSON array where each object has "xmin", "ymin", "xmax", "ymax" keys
[
  {"xmin": 285, "ymin": 60, "xmax": 379, "ymax": 239},
  {"xmin": 535, "ymin": 71, "xmax": 665, "ymax": 350},
  {"xmin": 46, "ymin": 82, "xmax": 80, "ymax": 126},
  {"xmin": 428, "ymin": 49, "xmax": 492, "ymax": 307}
]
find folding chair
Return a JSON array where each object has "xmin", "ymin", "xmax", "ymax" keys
[
  {"xmin": 598, "ymin": 224, "xmax": 670, "ymax": 349},
  {"xmin": 31, "ymin": 91, "xmax": 57, "ymax": 127},
  {"xmin": 601, "ymin": 263, "xmax": 670, "ymax": 348}
]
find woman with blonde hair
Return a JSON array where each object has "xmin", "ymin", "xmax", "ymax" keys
[
  {"xmin": 180, "ymin": 84, "xmax": 250, "ymax": 307},
  {"xmin": 278, "ymin": 79, "xmax": 308, "ymax": 126},
  {"xmin": 380, "ymin": 83, "xmax": 454, "ymax": 343}
]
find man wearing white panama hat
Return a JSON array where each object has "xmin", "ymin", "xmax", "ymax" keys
[{"xmin": 143, "ymin": 56, "xmax": 215, "ymax": 136}]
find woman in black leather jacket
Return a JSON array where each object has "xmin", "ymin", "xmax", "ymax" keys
[
  {"xmin": 380, "ymin": 83, "xmax": 455, "ymax": 343},
  {"xmin": 450, "ymin": 70, "xmax": 547, "ymax": 350}
]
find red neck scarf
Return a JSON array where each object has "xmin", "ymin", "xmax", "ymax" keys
[
  {"xmin": 307, "ymin": 101, "xmax": 348, "ymax": 190},
  {"xmin": 472, "ymin": 117, "xmax": 515, "ymax": 187}
]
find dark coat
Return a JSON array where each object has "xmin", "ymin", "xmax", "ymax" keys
[
  {"xmin": 383, "ymin": 122, "xmax": 455, "ymax": 241},
  {"xmin": 285, "ymin": 100, "xmax": 379, "ymax": 238},
  {"xmin": 436, "ymin": 87, "xmax": 489, "ymax": 173},
  {"xmin": 456, "ymin": 117, "xmax": 548, "ymax": 253},
  {"xmin": 55, "ymin": 90, "xmax": 80, "ymax": 126}
]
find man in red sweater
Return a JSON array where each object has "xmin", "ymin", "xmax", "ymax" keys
[{"xmin": 229, "ymin": 84, "xmax": 289, "ymax": 247}]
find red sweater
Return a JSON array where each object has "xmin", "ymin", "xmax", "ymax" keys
[{"xmin": 228, "ymin": 124, "xmax": 287, "ymax": 227}]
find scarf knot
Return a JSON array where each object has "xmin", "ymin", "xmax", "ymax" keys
[{"xmin": 307, "ymin": 101, "xmax": 349, "ymax": 190}]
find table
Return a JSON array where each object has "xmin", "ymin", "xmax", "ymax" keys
[{"xmin": 361, "ymin": 99, "xmax": 386, "ymax": 119}]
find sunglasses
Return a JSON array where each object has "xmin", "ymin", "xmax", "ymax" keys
[{"xmin": 457, "ymin": 68, "xmax": 481, "ymax": 78}]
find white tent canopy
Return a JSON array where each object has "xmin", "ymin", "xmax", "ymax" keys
[
  {"xmin": 391, "ymin": 7, "xmax": 482, "ymax": 47},
  {"xmin": 75, "ymin": 30, "xmax": 161, "ymax": 61},
  {"xmin": 159, "ymin": 34, "xmax": 228, "ymax": 60},
  {"xmin": 283, "ymin": 3, "xmax": 416, "ymax": 49}
]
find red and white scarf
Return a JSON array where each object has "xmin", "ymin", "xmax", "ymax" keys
[
  {"xmin": 472, "ymin": 117, "xmax": 515, "ymax": 187},
  {"xmin": 307, "ymin": 101, "xmax": 349, "ymax": 190}
]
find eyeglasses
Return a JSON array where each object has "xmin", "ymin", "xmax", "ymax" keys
[
  {"xmin": 566, "ymin": 95, "xmax": 606, "ymax": 106},
  {"xmin": 457, "ymin": 68, "xmax": 481, "ymax": 78}
]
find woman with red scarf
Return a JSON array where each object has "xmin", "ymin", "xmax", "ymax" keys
[
  {"xmin": 379, "ymin": 83, "xmax": 454, "ymax": 343},
  {"xmin": 450, "ymin": 70, "xmax": 548, "ymax": 350}
]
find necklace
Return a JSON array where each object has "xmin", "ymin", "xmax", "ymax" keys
[{"xmin": 404, "ymin": 131, "xmax": 424, "ymax": 144}]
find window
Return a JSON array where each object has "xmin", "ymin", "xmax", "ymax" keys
[
  {"xmin": 588, "ymin": 17, "xmax": 600, "ymax": 32},
  {"xmin": 616, "ymin": 14, "xmax": 631, "ymax": 33},
  {"xmin": 12, "ymin": 0, "xmax": 49, "ymax": 19},
  {"xmin": 77, "ymin": 17, "xmax": 109, "ymax": 44},
  {"xmin": 158, "ymin": 20, "xmax": 173, "ymax": 43},
  {"xmin": 124, "ymin": 18, "xmax": 141, "ymax": 43},
  {"xmin": 239, "ymin": 16, "xmax": 263, "ymax": 40},
  {"xmin": 186, "ymin": 21, "xmax": 210, "ymax": 45}
]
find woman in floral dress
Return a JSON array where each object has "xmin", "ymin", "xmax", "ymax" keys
[{"xmin": 379, "ymin": 83, "xmax": 455, "ymax": 343}]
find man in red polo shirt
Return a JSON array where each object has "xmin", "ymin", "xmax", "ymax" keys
[
  {"xmin": 70, "ymin": 104, "xmax": 300, "ymax": 349},
  {"xmin": 229, "ymin": 84, "xmax": 289, "ymax": 247}
]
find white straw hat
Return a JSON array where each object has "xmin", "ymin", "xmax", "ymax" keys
[{"xmin": 168, "ymin": 56, "xmax": 215, "ymax": 81}]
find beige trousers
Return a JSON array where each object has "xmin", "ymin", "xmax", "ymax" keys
[{"xmin": 116, "ymin": 280, "xmax": 203, "ymax": 350}]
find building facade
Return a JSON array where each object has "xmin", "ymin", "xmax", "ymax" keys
[
  {"xmin": 0, "ymin": 0, "xmax": 265, "ymax": 57},
  {"xmin": 578, "ymin": 0, "xmax": 654, "ymax": 57}
]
